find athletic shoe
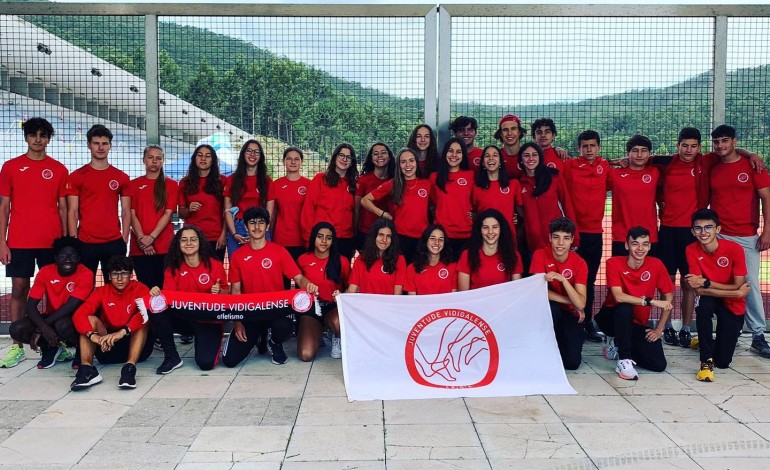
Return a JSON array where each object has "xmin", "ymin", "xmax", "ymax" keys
[
  {"xmin": 663, "ymin": 327, "xmax": 678, "ymax": 346},
  {"xmin": 679, "ymin": 330, "xmax": 692, "ymax": 348},
  {"xmin": 330, "ymin": 336, "xmax": 342, "ymax": 359},
  {"xmin": 697, "ymin": 359, "xmax": 715, "ymax": 382},
  {"xmin": 56, "ymin": 343, "xmax": 73, "ymax": 362},
  {"xmin": 156, "ymin": 356, "xmax": 183, "ymax": 375},
  {"xmin": 602, "ymin": 337, "xmax": 618, "ymax": 361},
  {"xmin": 153, "ymin": 338, "xmax": 163, "ymax": 351},
  {"xmin": 37, "ymin": 343, "xmax": 63, "ymax": 369},
  {"xmin": 616, "ymin": 359, "xmax": 639, "ymax": 380},
  {"xmin": 584, "ymin": 322, "xmax": 604, "ymax": 343},
  {"xmin": 119, "ymin": 363, "xmax": 137, "ymax": 389},
  {"xmin": 257, "ymin": 333, "xmax": 268, "ymax": 355},
  {"xmin": 750, "ymin": 335, "xmax": 770, "ymax": 359},
  {"xmin": 70, "ymin": 365, "xmax": 102, "ymax": 391},
  {"xmin": 269, "ymin": 339, "xmax": 287, "ymax": 365},
  {"xmin": 0, "ymin": 344, "xmax": 26, "ymax": 368},
  {"xmin": 180, "ymin": 335, "xmax": 194, "ymax": 345}
]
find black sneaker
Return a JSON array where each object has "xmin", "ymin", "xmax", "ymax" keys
[
  {"xmin": 679, "ymin": 330, "xmax": 692, "ymax": 348},
  {"xmin": 119, "ymin": 363, "xmax": 137, "ymax": 389},
  {"xmin": 156, "ymin": 356, "xmax": 183, "ymax": 375},
  {"xmin": 153, "ymin": 338, "xmax": 163, "ymax": 351},
  {"xmin": 180, "ymin": 335, "xmax": 194, "ymax": 345},
  {"xmin": 750, "ymin": 335, "xmax": 770, "ymax": 359},
  {"xmin": 269, "ymin": 339, "xmax": 287, "ymax": 365},
  {"xmin": 663, "ymin": 327, "xmax": 678, "ymax": 346},
  {"xmin": 584, "ymin": 322, "xmax": 603, "ymax": 343},
  {"xmin": 37, "ymin": 343, "xmax": 62, "ymax": 369},
  {"xmin": 70, "ymin": 365, "xmax": 102, "ymax": 391}
]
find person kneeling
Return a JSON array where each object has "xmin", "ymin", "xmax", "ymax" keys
[
  {"xmin": 70, "ymin": 256, "xmax": 153, "ymax": 390},
  {"xmin": 685, "ymin": 209, "xmax": 750, "ymax": 382}
]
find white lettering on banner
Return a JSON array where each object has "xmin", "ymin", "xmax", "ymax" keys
[{"xmin": 169, "ymin": 299, "xmax": 289, "ymax": 311}]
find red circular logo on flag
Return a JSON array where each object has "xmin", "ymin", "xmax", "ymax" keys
[
  {"xmin": 547, "ymin": 162, "xmax": 556, "ymax": 169},
  {"xmin": 642, "ymin": 174, "xmax": 652, "ymax": 184},
  {"xmin": 438, "ymin": 268, "xmax": 449, "ymax": 279},
  {"xmin": 298, "ymin": 186, "xmax": 307, "ymax": 196},
  {"xmin": 500, "ymin": 186, "xmax": 510, "ymax": 195},
  {"xmin": 292, "ymin": 291, "xmax": 312, "ymax": 312},
  {"xmin": 198, "ymin": 273, "xmax": 210, "ymax": 285},
  {"xmin": 66, "ymin": 282, "xmax": 75, "ymax": 293},
  {"xmin": 562, "ymin": 268, "xmax": 573, "ymax": 280},
  {"xmin": 597, "ymin": 165, "xmax": 604, "ymax": 175},
  {"xmin": 473, "ymin": 157, "xmax": 481, "ymax": 167},
  {"xmin": 418, "ymin": 188, "xmax": 428, "ymax": 198},
  {"xmin": 109, "ymin": 179, "xmax": 119, "ymax": 191},
  {"xmin": 41, "ymin": 169, "xmax": 53, "ymax": 180},
  {"xmin": 738, "ymin": 172, "xmax": 750, "ymax": 183},
  {"xmin": 640, "ymin": 270, "xmax": 651, "ymax": 282},
  {"xmin": 457, "ymin": 178, "xmax": 468, "ymax": 186},
  {"xmin": 405, "ymin": 309, "xmax": 499, "ymax": 389},
  {"xmin": 261, "ymin": 258, "xmax": 273, "ymax": 269},
  {"xmin": 497, "ymin": 263, "xmax": 505, "ymax": 272},
  {"xmin": 717, "ymin": 256, "xmax": 729, "ymax": 267}
]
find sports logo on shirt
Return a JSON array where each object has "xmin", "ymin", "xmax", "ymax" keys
[
  {"xmin": 199, "ymin": 273, "xmax": 210, "ymax": 285},
  {"xmin": 521, "ymin": 187, "xmax": 528, "ymax": 194},
  {"xmin": 292, "ymin": 291, "xmax": 313, "ymax": 313},
  {"xmin": 418, "ymin": 188, "xmax": 428, "ymax": 198},
  {"xmin": 261, "ymin": 258, "xmax": 273, "ymax": 269},
  {"xmin": 50, "ymin": 279, "xmax": 61, "ymax": 284},
  {"xmin": 41, "ymin": 169, "xmax": 54, "ymax": 180},
  {"xmin": 381, "ymin": 264, "xmax": 389, "ymax": 274},
  {"xmin": 126, "ymin": 304, "xmax": 132, "ymax": 314},
  {"xmin": 738, "ymin": 172, "xmax": 750, "ymax": 183},
  {"xmin": 66, "ymin": 282, "xmax": 75, "ymax": 292},
  {"xmin": 139, "ymin": 185, "xmax": 148, "ymax": 190},
  {"xmin": 562, "ymin": 269, "xmax": 573, "ymax": 280},
  {"xmin": 473, "ymin": 157, "xmax": 481, "ymax": 167},
  {"xmin": 438, "ymin": 268, "xmax": 449, "ymax": 279},
  {"xmin": 180, "ymin": 271, "xmax": 189, "ymax": 276},
  {"xmin": 109, "ymin": 179, "xmax": 119, "ymax": 191},
  {"xmin": 546, "ymin": 162, "xmax": 556, "ymax": 169},
  {"xmin": 19, "ymin": 166, "xmax": 29, "ymax": 172},
  {"xmin": 107, "ymin": 302, "xmax": 116, "ymax": 307},
  {"xmin": 457, "ymin": 178, "xmax": 468, "ymax": 186},
  {"xmin": 243, "ymin": 256, "xmax": 253, "ymax": 261},
  {"xmin": 642, "ymin": 174, "xmax": 652, "ymax": 184},
  {"xmin": 640, "ymin": 270, "xmax": 651, "ymax": 282},
  {"xmin": 596, "ymin": 165, "xmax": 604, "ymax": 175},
  {"xmin": 298, "ymin": 186, "xmax": 308, "ymax": 196},
  {"xmin": 717, "ymin": 256, "xmax": 729, "ymax": 268},
  {"xmin": 500, "ymin": 186, "xmax": 510, "ymax": 195},
  {"xmin": 497, "ymin": 263, "xmax": 505, "ymax": 272},
  {"xmin": 691, "ymin": 169, "xmax": 696, "ymax": 177}
]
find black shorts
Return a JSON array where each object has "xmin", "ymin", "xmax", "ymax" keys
[
  {"xmin": 5, "ymin": 248, "xmax": 55, "ymax": 278},
  {"xmin": 298, "ymin": 300, "xmax": 337, "ymax": 321},
  {"xmin": 657, "ymin": 226, "xmax": 695, "ymax": 276}
]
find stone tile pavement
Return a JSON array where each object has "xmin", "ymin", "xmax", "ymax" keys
[{"xmin": 1, "ymin": 334, "xmax": 770, "ymax": 469}]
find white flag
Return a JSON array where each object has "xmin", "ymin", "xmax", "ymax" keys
[{"xmin": 337, "ymin": 275, "xmax": 576, "ymax": 401}]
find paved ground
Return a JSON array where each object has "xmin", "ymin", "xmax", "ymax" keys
[{"xmin": 1, "ymin": 334, "xmax": 770, "ymax": 470}]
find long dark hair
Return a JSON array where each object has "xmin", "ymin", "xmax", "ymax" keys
[
  {"xmin": 435, "ymin": 137, "xmax": 469, "ymax": 192},
  {"xmin": 230, "ymin": 139, "xmax": 269, "ymax": 207},
  {"xmin": 518, "ymin": 142, "xmax": 557, "ymax": 197},
  {"xmin": 144, "ymin": 145, "xmax": 167, "ymax": 212},
  {"xmin": 467, "ymin": 209, "xmax": 518, "ymax": 275},
  {"xmin": 183, "ymin": 144, "xmax": 224, "ymax": 198},
  {"xmin": 392, "ymin": 148, "xmax": 418, "ymax": 206},
  {"xmin": 475, "ymin": 145, "xmax": 510, "ymax": 190},
  {"xmin": 325, "ymin": 143, "xmax": 358, "ymax": 194},
  {"xmin": 407, "ymin": 124, "xmax": 439, "ymax": 175},
  {"xmin": 361, "ymin": 142, "xmax": 395, "ymax": 178},
  {"xmin": 164, "ymin": 225, "xmax": 215, "ymax": 275},
  {"xmin": 307, "ymin": 222, "xmax": 343, "ymax": 285},
  {"xmin": 412, "ymin": 224, "xmax": 452, "ymax": 274},
  {"xmin": 361, "ymin": 218, "xmax": 400, "ymax": 273}
]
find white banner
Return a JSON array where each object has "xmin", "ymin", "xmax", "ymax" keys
[{"xmin": 337, "ymin": 275, "xmax": 576, "ymax": 401}]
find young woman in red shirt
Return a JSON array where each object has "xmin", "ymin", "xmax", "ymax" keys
[
  {"xmin": 472, "ymin": 144, "xmax": 523, "ymax": 233},
  {"xmin": 355, "ymin": 143, "xmax": 395, "ymax": 251},
  {"xmin": 268, "ymin": 147, "xmax": 312, "ymax": 262},
  {"xmin": 407, "ymin": 124, "xmax": 440, "ymax": 176},
  {"xmin": 347, "ymin": 218, "xmax": 406, "ymax": 295},
  {"xmin": 430, "ymin": 137, "xmax": 474, "ymax": 260},
  {"xmin": 404, "ymin": 224, "xmax": 457, "ymax": 295},
  {"xmin": 458, "ymin": 208, "xmax": 523, "ymax": 290}
]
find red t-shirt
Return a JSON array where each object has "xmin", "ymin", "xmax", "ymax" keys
[
  {"xmin": 457, "ymin": 249, "xmax": 523, "ymax": 290},
  {"xmin": 603, "ymin": 256, "xmax": 674, "ymax": 326},
  {"xmin": 268, "ymin": 176, "xmax": 312, "ymax": 247},
  {"xmin": 519, "ymin": 173, "xmax": 579, "ymax": 251},
  {"xmin": 404, "ymin": 261, "xmax": 457, "ymax": 294},
  {"xmin": 530, "ymin": 248, "xmax": 588, "ymax": 316},
  {"xmin": 686, "ymin": 239, "xmax": 747, "ymax": 315},
  {"xmin": 301, "ymin": 173, "xmax": 356, "ymax": 242},
  {"xmin": 29, "ymin": 264, "xmax": 95, "ymax": 314},
  {"xmin": 356, "ymin": 173, "xmax": 392, "ymax": 234},
  {"xmin": 562, "ymin": 156, "xmax": 609, "ymax": 234},
  {"xmin": 709, "ymin": 158, "xmax": 770, "ymax": 236},
  {"xmin": 224, "ymin": 174, "xmax": 273, "ymax": 219},
  {"xmin": 297, "ymin": 252, "xmax": 350, "ymax": 302},
  {"xmin": 430, "ymin": 170, "xmax": 474, "ymax": 239},
  {"xmin": 228, "ymin": 241, "xmax": 301, "ymax": 293},
  {"xmin": 127, "ymin": 176, "xmax": 179, "ymax": 256},
  {"xmin": 608, "ymin": 166, "xmax": 660, "ymax": 243},
  {"xmin": 472, "ymin": 179, "xmax": 522, "ymax": 229},
  {"xmin": 658, "ymin": 156, "xmax": 697, "ymax": 228},
  {"xmin": 349, "ymin": 255, "xmax": 406, "ymax": 295},
  {"xmin": 163, "ymin": 259, "xmax": 229, "ymax": 293},
  {"xmin": 66, "ymin": 164, "xmax": 130, "ymax": 244},
  {"xmin": 502, "ymin": 148, "xmax": 522, "ymax": 179},
  {"xmin": 72, "ymin": 280, "xmax": 149, "ymax": 334},
  {"xmin": 0, "ymin": 155, "xmax": 68, "ymax": 249},
  {"xmin": 542, "ymin": 147, "xmax": 565, "ymax": 172},
  {"xmin": 371, "ymin": 179, "xmax": 432, "ymax": 238},
  {"xmin": 467, "ymin": 146, "xmax": 483, "ymax": 172},
  {"xmin": 178, "ymin": 175, "xmax": 226, "ymax": 241}
]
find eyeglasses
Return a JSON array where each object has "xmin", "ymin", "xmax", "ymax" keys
[
  {"xmin": 109, "ymin": 271, "xmax": 131, "ymax": 279},
  {"xmin": 692, "ymin": 225, "xmax": 716, "ymax": 234},
  {"xmin": 337, "ymin": 154, "xmax": 353, "ymax": 162},
  {"xmin": 244, "ymin": 148, "xmax": 261, "ymax": 156}
]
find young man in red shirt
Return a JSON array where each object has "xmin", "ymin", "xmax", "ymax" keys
[
  {"xmin": 596, "ymin": 226, "xmax": 674, "ymax": 380},
  {"xmin": 684, "ymin": 209, "xmax": 749, "ymax": 382},
  {"xmin": 450, "ymin": 116, "xmax": 483, "ymax": 171},
  {"xmin": 530, "ymin": 217, "xmax": 588, "ymax": 370},
  {"xmin": 66, "ymin": 124, "xmax": 131, "ymax": 284},
  {"xmin": 0, "ymin": 118, "xmax": 68, "ymax": 368},
  {"xmin": 223, "ymin": 207, "xmax": 318, "ymax": 367},
  {"xmin": 70, "ymin": 256, "xmax": 152, "ymax": 390},
  {"xmin": 531, "ymin": 118, "xmax": 565, "ymax": 172},
  {"xmin": 494, "ymin": 114, "xmax": 527, "ymax": 178}
]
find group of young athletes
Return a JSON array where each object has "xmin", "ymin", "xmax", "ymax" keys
[{"xmin": 1, "ymin": 114, "xmax": 769, "ymax": 391}]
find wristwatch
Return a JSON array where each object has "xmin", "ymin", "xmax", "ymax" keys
[
  {"xmin": 703, "ymin": 279, "xmax": 711, "ymax": 289},
  {"xmin": 643, "ymin": 296, "xmax": 652, "ymax": 307}
]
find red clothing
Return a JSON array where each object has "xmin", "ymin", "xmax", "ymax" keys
[
  {"xmin": 349, "ymin": 255, "xmax": 406, "ymax": 295},
  {"xmin": 228, "ymin": 241, "xmax": 301, "ymax": 293},
  {"xmin": 163, "ymin": 259, "xmax": 229, "ymax": 293},
  {"xmin": 224, "ymin": 174, "xmax": 272, "ymax": 219},
  {"xmin": 502, "ymin": 149, "xmax": 522, "ymax": 179},
  {"xmin": 471, "ymin": 179, "xmax": 522, "ymax": 229},
  {"xmin": 301, "ymin": 173, "xmax": 355, "ymax": 242},
  {"xmin": 178, "ymin": 175, "xmax": 226, "ymax": 241},
  {"xmin": 72, "ymin": 280, "xmax": 149, "ymax": 335},
  {"xmin": 658, "ymin": 156, "xmax": 696, "ymax": 228},
  {"xmin": 268, "ymin": 176, "xmax": 312, "ymax": 247},
  {"xmin": 530, "ymin": 248, "xmax": 588, "ymax": 316},
  {"xmin": 127, "ymin": 176, "xmax": 179, "ymax": 256},
  {"xmin": 371, "ymin": 179, "xmax": 432, "ymax": 238},
  {"xmin": 404, "ymin": 261, "xmax": 457, "ymax": 294},
  {"xmin": 0, "ymin": 154, "xmax": 68, "ymax": 249},
  {"xmin": 467, "ymin": 146, "xmax": 483, "ymax": 172},
  {"xmin": 29, "ymin": 264, "xmax": 94, "ymax": 314},
  {"xmin": 563, "ymin": 156, "xmax": 609, "ymax": 233},
  {"xmin": 457, "ymin": 249, "xmax": 523, "ymax": 290},
  {"xmin": 686, "ymin": 239, "xmax": 747, "ymax": 315},
  {"xmin": 603, "ymin": 256, "xmax": 674, "ymax": 326},
  {"xmin": 608, "ymin": 166, "xmax": 660, "ymax": 243},
  {"xmin": 66, "ymin": 164, "xmax": 130, "ymax": 244},
  {"xmin": 696, "ymin": 152, "xmax": 719, "ymax": 209},
  {"xmin": 297, "ymin": 252, "xmax": 350, "ymax": 302},
  {"xmin": 709, "ymin": 158, "xmax": 770, "ymax": 236},
  {"xmin": 356, "ymin": 173, "xmax": 391, "ymax": 234},
  {"xmin": 542, "ymin": 147, "xmax": 565, "ymax": 172},
  {"xmin": 429, "ymin": 170, "xmax": 474, "ymax": 239},
  {"xmin": 519, "ymin": 173, "xmax": 579, "ymax": 251}
]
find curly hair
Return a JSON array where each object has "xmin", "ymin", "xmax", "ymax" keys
[
  {"xmin": 164, "ymin": 225, "xmax": 216, "ymax": 276},
  {"xmin": 360, "ymin": 218, "xmax": 400, "ymax": 274},
  {"xmin": 361, "ymin": 142, "xmax": 395, "ymax": 178},
  {"xmin": 52, "ymin": 236, "xmax": 83, "ymax": 257},
  {"xmin": 412, "ymin": 224, "xmax": 452, "ymax": 274},
  {"xmin": 518, "ymin": 142, "xmax": 558, "ymax": 197},
  {"xmin": 307, "ymin": 221, "xmax": 343, "ymax": 285},
  {"xmin": 474, "ymin": 145, "xmax": 510, "ymax": 190},
  {"xmin": 230, "ymin": 139, "xmax": 270, "ymax": 207},
  {"xmin": 467, "ymin": 209, "xmax": 518, "ymax": 275},
  {"xmin": 182, "ymin": 144, "xmax": 224, "ymax": 199},
  {"xmin": 434, "ymin": 137, "xmax": 469, "ymax": 192}
]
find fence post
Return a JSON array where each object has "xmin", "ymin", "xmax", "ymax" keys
[
  {"xmin": 145, "ymin": 14, "xmax": 160, "ymax": 145},
  {"xmin": 713, "ymin": 16, "xmax": 727, "ymax": 128},
  {"xmin": 424, "ymin": 5, "xmax": 438, "ymax": 129},
  {"xmin": 437, "ymin": 5, "xmax": 452, "ymax": 147}
]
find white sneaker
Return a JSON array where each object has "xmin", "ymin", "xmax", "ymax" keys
[
  {"xmin": 602, "ymin": 337, "xmax": 618, "ymax": 361},
  {"xmin": 330, "ymin": 336, "xmax": 342, "ymax": 359},
  {"xmin": 616, "ymin": 359, "xmax": 639, "ymax": 380}
]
